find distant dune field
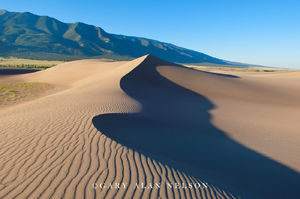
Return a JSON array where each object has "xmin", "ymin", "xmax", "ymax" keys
[{"xmin": 0, "ymin": 55, "xmax": 300, "ymax": 199}]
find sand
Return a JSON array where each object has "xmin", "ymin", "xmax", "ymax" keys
[{"xmin": 0, "ymin": 55, "xmax": 300, "ymax": 198}]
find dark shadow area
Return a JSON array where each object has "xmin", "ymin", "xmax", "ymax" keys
[
  {"xmin": 0, "ymin": 68, "xmax": 39, "ymax": 75},
  {"xmin": 92, "ymin": 55, "xmax": 300, "ymax": 198}
]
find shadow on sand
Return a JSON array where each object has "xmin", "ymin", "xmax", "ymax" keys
[{"xmin": 92, "ymin": 55, "xmax": 300, "ymax": 198}]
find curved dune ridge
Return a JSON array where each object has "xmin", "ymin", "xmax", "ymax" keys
[{"xmin": 0, "ymin": 55, "xmax": 300, "ymax": 198}]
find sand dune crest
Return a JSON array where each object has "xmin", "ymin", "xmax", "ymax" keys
[{"xmin": 0, "ymin": 55, "xmax": 300, "ymax": 198}]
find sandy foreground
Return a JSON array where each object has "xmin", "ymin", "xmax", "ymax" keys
[{"xmin": 0, "ymin": 55, "xmax": 300, "ymax": 199}]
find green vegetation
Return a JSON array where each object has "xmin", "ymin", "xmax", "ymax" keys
[
  {"xmin": 0, "ymin": 57, "xmax": 63, "ymax": 69},
  {"xmin": 0, "ymin": 82, "xmax": 53, "ymax": 106},
  {"xmin": 185, "ymin": 64, "xmax": 285, "ymax": 73},
  {"xmin": 263, "ymin": 69, "xmax": 277, "ymax": 72},
  {"xmin": 186, "ymin": 63, "xmax": 248, "ymax": 68},
  {"xmin": 248, "ymin": 68, "xmax": 279, "ymax": 72},
  {"xmin": 0, "ymin": 64, "xmax": 52, "ymax": 69}
]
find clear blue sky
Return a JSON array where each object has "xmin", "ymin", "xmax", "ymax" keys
[{"xmin": 1, "ymin": 0, "xmax": 300, "ymax": 68}]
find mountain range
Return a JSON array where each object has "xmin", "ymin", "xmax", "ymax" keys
[{"xmin": 0, "ymin": 9, "xmax": 228, "ymax": 64}]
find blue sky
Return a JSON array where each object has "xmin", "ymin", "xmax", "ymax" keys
[{"xmin": 1, "ymin": 0, "xmax": 300, "ymax": 68}]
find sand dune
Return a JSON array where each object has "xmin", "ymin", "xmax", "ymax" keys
[{"xmin": 0, "ymin": 55, "xmax": 300, "ymax": 198}]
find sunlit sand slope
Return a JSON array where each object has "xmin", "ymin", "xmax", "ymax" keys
[{"xmin": 0, "ymin": 55, "xmax": 300, "ymax": 199}]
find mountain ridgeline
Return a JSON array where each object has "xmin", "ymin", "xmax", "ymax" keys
[{"xmin": 0, "ymin": 9, "xmax": 227, "ymax": 64}]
